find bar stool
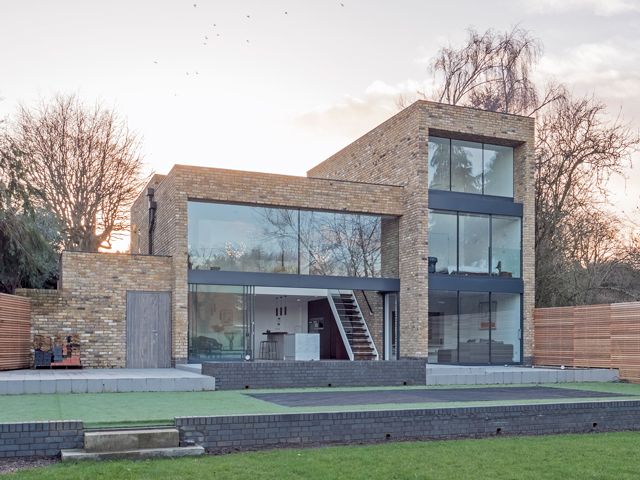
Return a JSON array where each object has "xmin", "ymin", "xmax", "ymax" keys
[{"xmin": 259, "ymin": 340, "xmax": 278, "ymax": 360}]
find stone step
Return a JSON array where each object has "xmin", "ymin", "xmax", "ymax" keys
[
  {"xmin": 61, "ymin": 446, "xmax": 204, "ymax": 462},
  {"xmin": 426, "ymin": 368, "xmax": 619, "ymax": 385},
  {"xmin": 84, "ymin": 428, "xmax": 179, "ymax": 452}
]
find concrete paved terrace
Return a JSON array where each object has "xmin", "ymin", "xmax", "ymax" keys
[
  {"xmin": 426, "ymin": 365, "xmax": 619, "ymax": 385},
  {"xmin": 0, "ymin": 368, "xmax": 216, "ymax": 395}
]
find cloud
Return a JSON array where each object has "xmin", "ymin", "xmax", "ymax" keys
[
  {"xmin": 536, "ymin": 40, "xmax": 640, "ymax": 100},
  {"xmin": 523, "ymin": 0, "xmax": 640, "ymax": 16},
  {"xmin": 294, "ymin": 79, "xmax": 435, "ymax": 137}
]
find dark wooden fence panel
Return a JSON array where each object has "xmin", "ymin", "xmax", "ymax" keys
[
  {"xmin": 534, "ymin": 302, "xmax": 640, "ymax": 383},
  {"xmin": 0, "ymin": 293, "xmax": 31, "ymax": 370}
]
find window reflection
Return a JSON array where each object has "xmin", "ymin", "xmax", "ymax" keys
[
  {"xmin": 299, "ymin": 211, "xmax": 381, "ymax": 277},
  {"xmin": 451, "ymin": 140, "xmax": 483, "ymax": 194},
  {"xmin": 428, "ymin": 137, "xmax": 451, "ymax": 190},
  {"xmin": 428, "ymin": 136, "xmax": 514, "ymax": 198},
  {"xmin": 188, "ymin": 201, "xmax": 391, "ymax": 278},
  {"xmin": 187, "ymin": 202, "xmax": 298, "ymax": 273},
  {"xmin": 428, "ymin": 210, "xmax": 521, "ymax": 278}
]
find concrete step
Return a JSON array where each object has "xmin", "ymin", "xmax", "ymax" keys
[
  {"xmin": 61, "ymin": 446, "xmax": 204, "ymax": 462},
  {"xmin": 426, "ymin": 367, "xmax": 619, "ymax": 385},
  {"xmin": 84, "ymin": 428, "xmax": 179, "ymax": 452},
  {"xmin": 0, "ymin": 368, "xmax": 216, "ymax": 395}
]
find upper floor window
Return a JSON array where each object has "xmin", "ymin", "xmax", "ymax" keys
[
  {"xmin": 428, "ymin": 136, "xmax": 514, "ymax": 198},
  {"xmin": 428, "ymin": 209, "xmax": 521, "ymax": 278},
  {"xmin": 188, "ymin": 201, "xmax": 397, "ymax": 278}
]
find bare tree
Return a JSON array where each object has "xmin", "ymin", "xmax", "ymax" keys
[
  {"xmin": 2, "ymin": 94, "xmax": 147, "ymax": 251},
  {"xmin": 535, "ymin": 95, "xmax": 640, "ymax": 306},
  {"xmin": 430, "ymin": 26, "xmax": 544, "ymax": 115}
]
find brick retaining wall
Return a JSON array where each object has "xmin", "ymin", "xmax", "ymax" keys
[
  {"xmin": 201, "ymin": 360, "xmax": 427, "ymax": 390},
  {"xmin": 0, "ymin": 421, "xmax": 83, "ymax": 458},
  {"xmin": 177, "ymin": 400, "xmax": 640, "ymax": 452}
]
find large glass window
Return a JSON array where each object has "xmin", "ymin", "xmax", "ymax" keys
[
  {"xmin": 188, "ymin": 201, "xmax": 392, "ymax": 278},
  {"xmin": 428, "ymin": 290, "xmax": 521, "ymax": 364},
  {"xmin": 299, "ymin": 211, "xmax": 381, "ymax": 277},
  {"xmin": 451, "ymin": 140, "xmax": 483, "ymax": 194},
  {"xmin": 428, "ymin": 137, "xmax": 451, "ymax": 190},
  {"xmin": 428, "ymin": 136, "xmax": 514, "ymax": 197},
  {"xmin": 428, "ymin": 211, "xmax": 457, "ymax": 274},
  {"xmin": 188, "ymin": 284, "xmax": 247, "ymax": 362},
  {"xmin": 484, "ymin": 144, "xmax": 514, "ymax": 197},
  {"xmin": 458, "ymin": 291, "xmax": 490, "ymax": 363},
  {"xmin": 459, "ymin": 214, "xmax": 490, "ymax": 275},
  {"xmin": 428, "ymin": 210, "xmax": 521, "ymax": 278},
  {"xmin": 188, "ymin": 202, "xmax": 298, "ymax": 273},
  {"xmin": 491, "ymin": 293, "xmax": 521, "ymax": 363},
  {"xmin": 491, "ymin": 216, "xmax": 521, "ymax": 278},
  {"xmin": 428, "ymin": 290, "xmax": 458, "ymax": 363}
]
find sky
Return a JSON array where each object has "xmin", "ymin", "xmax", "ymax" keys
[{"xmin": 1, "ymin": 0, "xmax": 639, "ymax": 250}]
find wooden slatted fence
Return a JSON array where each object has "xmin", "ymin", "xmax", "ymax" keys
[
  {"xmin": 0, "ymin": 293, "xmax": 32, "ymax": 370},
  {"xmin": 534, "ymin": 302, "xmax": 640, "ymax": 383}
]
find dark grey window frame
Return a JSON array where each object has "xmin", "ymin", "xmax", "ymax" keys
[{"xmin": 428, "ymin": 136, "xmax": 515, "ymax": 198}]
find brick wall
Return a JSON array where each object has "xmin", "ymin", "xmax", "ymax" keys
[
  {"xmin": 201, "ymin": 360, "xmax": 426, "ymax": 389},
  {"xmin": 0, "ymin": 421, "xmax": 83, "ymax": 458},
  {"xmin": 17, "ymin": 252, "xmax": 173, "ymax": 368},
  {"xmin": 308, "ymin": 101, "xmax": 536, "ymax": 360},
  {"xmin": 177, "ymin": 400, "xmax": 640, "ymax": 452}
]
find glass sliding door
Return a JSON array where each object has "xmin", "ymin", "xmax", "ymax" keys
[
  {"xmin": 384, "ymin": 293, "xmax": 399, "ymax": 360},
  {"xmin": 458, "ymin": 292, "xmax": 491, "ymax": 364},
  {"xmin": 188, "ymin": 284, "xmax": 254, "ymax": 362},
  {"xmin": 491, "ymin": 293, "xmax": 520, "ymax": 364},
  {"xmin": 428, "ymin": 290, "xmax": 458, "ymax": 363}
]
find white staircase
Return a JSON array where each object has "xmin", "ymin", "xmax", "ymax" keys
[{"xmin": 327, "ymin": 290, "xmax": 379, "ymax": 360}]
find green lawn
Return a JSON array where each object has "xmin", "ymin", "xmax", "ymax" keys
[
  {"xmin": 6, "ymin": 432, "xmax": 640, "ymax": 479},
  {"xmin": 0, "ymin": 382, "xmax": 639, "ymax": 427}
]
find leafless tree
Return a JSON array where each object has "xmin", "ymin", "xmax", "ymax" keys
[
  {"xmin": 2, "ymin": 94, "xmax": 147, "ymax": 251},
  {"xmin": 535, "ymin": 95, "xmax": 640, "ymax": 306}
]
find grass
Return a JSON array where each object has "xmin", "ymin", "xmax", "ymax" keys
[
  {"xmin": 0, "ymin": 382, "xmax": 639, "ymax": 427},
  {"xmin": 5, "ymin": 431, "xmax": 640, "ymax": 479}
]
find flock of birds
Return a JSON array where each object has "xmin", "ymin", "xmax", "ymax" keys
[
  {"xmin": 153, "ymin": 3, "xmax": 346, "ymax": 75},
  {"xmin": 152, "ymin": 2, "xmax": 347, "ymax": 96}
]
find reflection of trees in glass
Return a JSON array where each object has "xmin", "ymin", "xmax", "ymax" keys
[
  {"xmin": 300, "ymin": 212, "xmax": 381, "ymax": 277},
  {"xmin": 188, "ymin": 206, "xmax": 298, "ymax": 273},
  {"xmin": 428, "ymin": 139, "xmax": 450, "ymax": 189},
  {"xmin": 451, "ymin": 144, "xmax": 482, "ymax": 194},
  {"xmin": 483, "ymin": 146, "xmax": 513, "ymax": 197}
]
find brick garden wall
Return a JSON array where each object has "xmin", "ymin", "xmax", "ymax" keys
[
  {"xmin": 177, "ymin": 400, "xmax": 640, "ymax": 452},
  {"xmin": 0, "ymin": 421, "xmax": 83, "ymax": 458},
  {"xmin": 201, "ymin": 360, "xmax": 427, "ymax": 390},
  {"xmin": 17, "ymin": 252, "xmax": 173, "ymax": 368}
]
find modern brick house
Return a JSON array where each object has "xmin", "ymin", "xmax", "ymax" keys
[
  {"xmin": 124, "ymin": 100, "xmax": 535, "ymax": 367},
  {"xmin": 19, "ymin": 100, "xmax": 533, "ymax": 369}
]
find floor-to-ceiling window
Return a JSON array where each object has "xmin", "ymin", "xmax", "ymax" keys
[
  {"xmin": 428, "ymin": 210, "xmax": 521, "ymax": 277},
  {"xmin": 188, "ymin": 284, "xmax": 249, "ymax": 362},
  {"xmin": 428, "ymin": 290, "xmax": 521, "ymax": 364}
]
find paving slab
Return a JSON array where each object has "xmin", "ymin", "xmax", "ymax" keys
[{"xmin": 0, "ymin": 368, "xmax": 216, "ymax": 394}]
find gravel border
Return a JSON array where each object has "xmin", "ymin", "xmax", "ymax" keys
[{"xmin": 0, "ymin": 457, "xmax": 58, "ymax": 475}]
